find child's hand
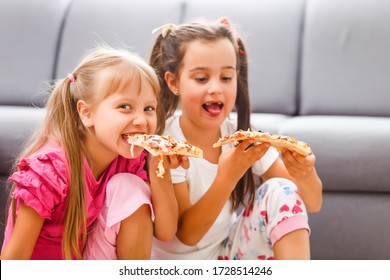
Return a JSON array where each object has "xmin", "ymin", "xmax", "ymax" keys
[
  {"xmin": 217, "ymin": 140, "xmax": 271, "ymax": 185},
  {"xmin": 281, "ymin": 149, "xmax": 316, "ymax": 181},
  {"xmin": 149, "ymin": 154, "xmax": 190, "ymax": 171},
  {"xmin": 165, "ymin": 154, "xmax": 190, "ymax": 170}
]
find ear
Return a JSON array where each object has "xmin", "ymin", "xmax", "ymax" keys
[
  {"xmin": 164, "ymin": 71, "xmax": 179, "ymax": 96},
  {"xmin": 77, "ymin": 100, "xmax": 94, "ymax": 128}
]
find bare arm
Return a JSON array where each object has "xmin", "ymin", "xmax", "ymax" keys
[
  {"xmin": 273, "ymin": 228, "xmax": 310, "ymax": 259},
  {"xmin": 0, "ymin": 202, "xmax": 44, "ymax": 259},
  {"xmin": 148, "ymin": 154, "xmax": 188, "ymax": 241},
  {"xmin": 175, "ymin": 141, "xmax": 271, "ymax": 246},
  {"xmin": 116, "ymin": 204, "xmax": 153, "ymax": 259}
]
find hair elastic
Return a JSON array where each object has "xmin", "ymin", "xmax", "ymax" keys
[
  {"xmin": 68, "ymin": 73, "xmax": 76, "ymax": 84},
  {"xmin": 152, "ymin": 23, "xmax": 176, "ymax": 38},
  {"xmin": 217, "ymin": 17, "xmax": 244, "ymax": 55}
]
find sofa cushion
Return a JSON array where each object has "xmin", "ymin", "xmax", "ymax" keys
[
  {"xmin": 309, "ymin": 192, "xmax": 390, "ymax": 260},
  {"xmin": 279, "ymin": 115, "xmax": 390, "ymax": 193},
  {"xmin": 0, "ymin": 107, "xmax": 45, "ymax": 175},
  {"xmin": 300, "ymin": 0, "xmax": 390, "ymax": 117},
  {"xmin": 0, "ymin": 175, "xmax": 12, "ymax": 248},
  {"xmin": 250, "ymin": 113, "xmax": 291, "ymax": 134}
]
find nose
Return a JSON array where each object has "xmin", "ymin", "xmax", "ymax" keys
[
  {"xmin": 132, "ymin": 112, "xmax": 148, "ymax": 127},
  {"xmin": 207, "ymin": 79, "xmax": 223, "ymax": 95}
]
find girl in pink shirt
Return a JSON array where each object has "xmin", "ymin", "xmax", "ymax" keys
[{"xmin": 1, "ymin": 46, "xmax": 186, "ymax": 260}]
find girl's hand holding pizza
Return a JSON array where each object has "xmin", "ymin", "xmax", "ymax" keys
[
  {"xmin": 149, "ymin": 154, "xmax": 190, "ymax": 175},
  {"xmin": 281, "ymin": 149, "xmax": 316, "ymax": 181},
  {"xmin": 217, "ymin": 141, "xmax": 271, "ymax": 186}
]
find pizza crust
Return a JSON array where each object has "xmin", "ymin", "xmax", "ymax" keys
[{"xmin": 213, "ymin": 129, "xmax": 312, "ymax": 156}]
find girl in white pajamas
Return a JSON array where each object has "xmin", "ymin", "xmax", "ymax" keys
[{"xmin": 149, "ymin": 18, "xmax": 322, "ymax": 259}]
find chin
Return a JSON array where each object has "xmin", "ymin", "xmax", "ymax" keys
[
  {"xmin": 123, "ymin": 148, "xmax": 143, "ymax": 159},
  {"xmin": 204, "ymin": 115, "xmax": 226, "ymax": 127}
]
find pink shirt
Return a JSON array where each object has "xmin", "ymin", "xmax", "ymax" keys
[
  {"xmin": 83, "ymin": 173, "xmax": 154, "ymax": 259},
  {"xmin": 2, "ymin": 141, "xmax": 148, "ymax": 259}
]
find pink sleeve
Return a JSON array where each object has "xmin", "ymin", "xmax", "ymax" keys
[
  {"xmin": 270, "ymin": 215, "xmax": 310, "ymax": 245},
  {"xmin": 9, "ymin": 152, "xmax": 69, "ymax": 219},
  {"xmin": 105, "ymin": 173, "xmax": 154, "ymax": 229}
]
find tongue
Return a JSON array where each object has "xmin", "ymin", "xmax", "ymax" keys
[{"xmin": 206, "ymin": 104, "xmax": 221, "ymax": 116}]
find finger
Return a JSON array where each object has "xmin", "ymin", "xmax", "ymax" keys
[
  {"xmin": 290, "ymin": 152, "xmax": 310, "ymax": 165},
  {"xmin": 167, "ymin": 154, "xmax": 179, "ymax": 167},
  {"xmin": 288, "ymin": 151, "xmax": 315, "ymax": 167},
  {"xmin": 179, "ymin": 155, "xmax": 190, "ymax": 169},
  {"xmin": 235, "ymin": 139, "xmax": 255, "ymax": 151},
  {"xmin": 281, "ymin": 149, "xmax": 298, "ymax": 165},
  {"xmin": 149, "ymin": 154, "xmax": 161, "ymax": 165},
  {"xmin": 281, "ymin": 151, "xmax": 298, "ymax": 170},
  {"xmin": 241, "ymin": 143, "xmax": 270, "ymax": 163},
  {"xmin": 283, "ymin": 154, "xmax": 311, "ymax": 176}
]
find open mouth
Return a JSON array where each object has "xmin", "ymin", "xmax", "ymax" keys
[
  {"xmin": 122, "ymin": 132, "xmax": 143, "ymax": 142},
  {"xmin": 202, "ymin": 102, "xmax": 224, "ymax": 116}
]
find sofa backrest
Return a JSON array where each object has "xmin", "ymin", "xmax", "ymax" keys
[
  {"xmin": 55, "ymin": 0, "xmax": 184, "ymax": 79},
  {"xmin": 0, "ymin": 0, "xmax": 71, "ymax": 107},
  {"xmin": 183, "ymin": 0, "xmax": 305, "ymax": 116},
  {"xmin": 0, "ymin": 0, "xmax": 62, "ymax": 175},
  {"xmin": 300, "ymin": 0, "xmax": 390, "ymax": 117}
]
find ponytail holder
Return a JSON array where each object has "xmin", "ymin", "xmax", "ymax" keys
[
  {"xmin": 218, "ymin": 17, "xmax": 244, "ymax": 55},
  {"xmin": 68, "ymin": 74, "xmax": 76, "ymax": 84},
  {"xmin": 218, "ymin": 17, "xmax": 239, "ymax": 38},
  {"xmin": 152, "ymin": 23, "xmax": 176, "ymax": 38}
]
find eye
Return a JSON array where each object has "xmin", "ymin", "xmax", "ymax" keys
[
  {"xmin": 144, "ymin": 106, "xmax": 156, "ymax": 112},
  {"xmin": 195, "ymin": 76, "xmax": 208, "ymax": 83},
  {"xmin": 222, "ymin": 76, "xmax": 233, "ymax": 81},
  {"xmin": 119, "ymin": 104, "xmax": 132, "ymax": 110}
]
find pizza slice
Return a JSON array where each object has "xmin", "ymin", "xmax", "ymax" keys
[
  {"xmin": 127, "ymin": 134, "xmax": 203, "ymax": 178},
  {"xmin": 213, "ymin": 129, "xmax": 312, "ymax": 156}
]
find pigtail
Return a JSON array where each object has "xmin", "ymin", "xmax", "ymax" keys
[
  {"xmin": 235, "ymin": 38, "xmax": 251, "ymax": 132},
  {"xmin": 150, "ymin": 33, "xmax": 180, "ymax": 135},
  {"xmin": 62, "ymin": 77, "xmax": 87, "ymax": 260},
  {"xmin": 229, "ymin": 29, "xmax": 256, "ymax": 211},
  {"xmin": 150, "ymin": 35, "xmax": 168, "ymax": 135},
  {"xmin": 46, "ymin": 77, "xmax": 87, "ymax": 260}
]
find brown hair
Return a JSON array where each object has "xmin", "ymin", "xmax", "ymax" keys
[
  {"xmin": 8, "ymin": 46, "xmax": 160, "ymax": 259},
  {"xmin": 149, "ymin": 20, "xmax": 255, "ymax": 211}
]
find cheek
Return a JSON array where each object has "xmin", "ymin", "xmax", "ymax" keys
[
  {"xmin": 180, "ymin": 81, "xmax": 202, "ymax": 100},
  {"xmin": 180, "ymin": 88, "xmax": 202, "ymax": 107},
  {"xmin": 227, "ymin": 83, "xmax": 238, "ymax": 103},
  {"xmin": 147, "ymin": 114, "xmax": 158, "ymax": 134}
]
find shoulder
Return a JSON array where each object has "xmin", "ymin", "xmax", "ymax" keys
[
  {"xmin": 219, "ymin": 116, "xmax": 238, "ymax": 136},
  {"xmin": 110, "ymin": 153, "xmax": 149, "ymax": 181},
  {"xmin": 14, "ymin": 141, "xmax": 69, "ymax": 182},
  {"xmin": 165, "ymin": 114, "xmax": 184, "ymax": 139},
  {"xmin": 9, "ymin": 141, "xmax": 70, "ymax": 218}
]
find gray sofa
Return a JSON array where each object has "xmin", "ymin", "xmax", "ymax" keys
[{"xmin": 1, "ymin": 0, "xmax": 390, "ymax": 259}]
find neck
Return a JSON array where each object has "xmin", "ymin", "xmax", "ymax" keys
[
  {"xmin": 84, "ymin": 136, "xmax": 116, "ymax": 179},
  {"xmin": 179, "ymin": 116, "xmax": 221, "ymax": 148},
  {"xmin": 179, "ymin": 116, "xmax": 223, "ymax": 164}
]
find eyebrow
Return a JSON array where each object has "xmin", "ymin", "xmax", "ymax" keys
[{"xmin": 189, "ymin": 66, "xmax": 236, "ymax": 72}]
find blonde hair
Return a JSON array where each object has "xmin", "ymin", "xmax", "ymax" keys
[{"xmin": 9, "ymin": 46, "xmax": 160, "ymax": 259}]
